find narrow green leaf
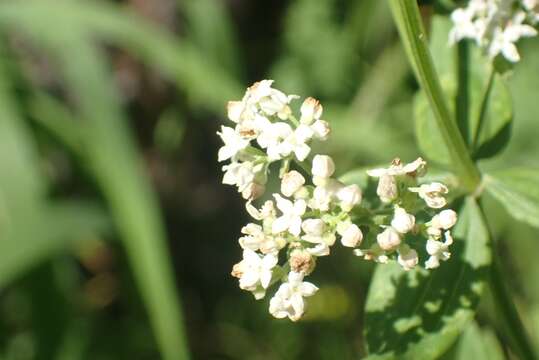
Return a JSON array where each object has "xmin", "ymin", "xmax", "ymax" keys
[
  {"xmin": 41, "ymin": 33, "xmax": 190, "ymax": 359},
  {"xmin": 364, "ymin": 198, "xmax": 491, "ymax": 359},
  {"xmin": 441, "ymin": 321, "xmax": 505, "ymax": 360},
  {"xmin": 485, "ymin": 168, "xmax": 539, "ymax": 229},
  {"xmin": 0, "ymin": 0, "xmax": 242, "ymax": 113}
]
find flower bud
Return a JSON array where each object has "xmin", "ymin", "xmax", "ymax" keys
[
  {"xmin": 281, "ymin": 170, "xmax": 306, "ymax": 197},
  {"xmin": 312, "ymin": 155, "xmax": 335, "ymax": 179},
  {"xmin": 289, "ymin": 249, "xmax": 316, "ymax": 274},
  {"xmin": 300, "ymin": 97, "xmax": 323, "ymax": 124},
  {"xmin": 242, "ymin": 182, "xmax": 265, "ymax": 200},
  {"xmin": 377, "ymin": 227, "xmax": 401, "ymax": 251},
  {"xmin": 397, "ymin": 246, "xmax": 419, "ymax": 271},
  {"xmin": 336, "ymin": 184, "xmax": 362, "ymax": 211},
  {"xmin": 438, "ymin": 209, "xmax": 457, "ymax": 229},
  {"xmin": 311, "ymin": 120, "xmax": 330, "ymax": 140},
  {"xmin": 376, "ymin": 174, "xmax": 398, "ymax": 203},
  {"xmin": 339, "ymin": 223, "xmax": 363, "ymax": 247},
  {"xmin": 391, "ymin": 207, "xmax": 415, "ymax": 234},
  {"xmin": 301, "ymin": 218, "xmax": 326, "ymax": 236}
]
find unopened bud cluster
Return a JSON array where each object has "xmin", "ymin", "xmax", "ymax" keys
[
  {"xmin": 450, "ymin": 0, "xmax": 538, "ymax": 63},
  {"xmin": 218, "ymin": 81, "xmax": 458, "ymax": 321}
]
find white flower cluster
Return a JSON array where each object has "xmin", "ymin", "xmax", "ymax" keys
[
  {"xmin": 449, "ymin": 0, "xmax": 538, "ymax": 62},
  {"xmin": 218, "ymin": 80, "xmax": 330, "ymax": 201},
  {"xmin": 220, "ymin": 81, "xmax": 458, "ymax": 321},
  {"xmin": 359, "ymin": 158, "xmax": 458, "ymax": 270}
]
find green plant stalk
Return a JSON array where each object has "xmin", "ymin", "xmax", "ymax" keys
[
  {"xmin": 478, "ymin": 203, "xmax": 537, "ymax": 360},
  {"xmin": 388, "ymin": 0, "xmax": 481, "ymax": 193},
  {"xmin": 472, "ymin": 67, "xmax": 495, "ymax": 152}
]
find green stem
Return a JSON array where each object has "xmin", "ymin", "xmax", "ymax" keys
[
  {"xmin": 472, "ymin": 67, "xmax": 495, "ymax": 151},
  {"xmin": 478, "ymin": 201, "xmax": 537, "ymax": 360},
  {"xmin": 388, "ymin": 0, "xmax": 481, "ymax": 193}
]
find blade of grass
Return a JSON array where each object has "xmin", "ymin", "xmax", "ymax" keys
[{"xmin": 38, "ymin": 32, "xmax": 190, "ymax": 359}]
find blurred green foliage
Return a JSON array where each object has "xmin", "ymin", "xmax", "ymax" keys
[{"xmin": 0, "ymin": 0, "xmax": 537, "ymax": 359}]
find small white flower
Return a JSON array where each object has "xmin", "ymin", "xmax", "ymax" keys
[
  {"xmin": 217, "ymin": 126, "xmax": 250, "ymax": 162},
  {"xmin": 337, "ymin": 222, "xmax": 363, "ymax": 247},
  {"xmin": 300, "ymin": 97, "xmax": 323, "ymax": 125},
  {"xmin": 311, "ymin": 120, "xmax": 331, "ymax": 140},
  {"xmin": 272, "ymin": 194, "xmax": 307, "ymax": 236},
  {"xmin": 222, "ymin": 161, "xmax": 261, "ymax": 193},
  {"xmin": 308, "ymin": 179, "xmax": 343, "ymax": 211},
  {"xmin": 227, "ymin": 101, "xmax": 245, "ymax": 123},
  {"xmin": 409, "ymin": 182, "xmax": 448, "ymax": 209},
  {"xmin": 257, "ymin": 122, "xmax": 293, "ymax": 160},
  {"xmin": 377, "ymin": 227, "xmax": 401, "ymax": 251},
  {"xmin": 281, "ymin": 170, "xmax": 306, "ymax": 197},
  {"xmin": 449, "ymin": 7, "xmax": 479, "ymax": 44},
  {"xmin": 376, "ymin": 174, "xmax": 398, "ymax": 203},
  {"xmin": 312, "ymin": 155, "xmax": 335, "ymax": 185},
  {"xmin": 301, "ymin": 218, "xmax": 335, "ymax": 256},
  {"xmin": 241, "ymin": 182, "xmax": 265, "ymax": 200},
  {"xmin": 234, "ymin": 249, "xmax": 278, "ymax": 298},
  {"xmin": 489, "ymin": 12, "xmax": 537, "ymax": 62},
  {"xmin": 436, "ymin": 209, "xmax": 458, "ymax": 230},
  {"xmin": 391, "ymin": 206, "xmax": 416, "ymax": 234},
  {"xmin": 397, "ymin": 245, "xmax": 419, "ymax": 271},
  {"xmin": 367, "ymin": 157, "xmax": 426, "ymax": 177},
  {"xmin": 269, "ymin": 271, "xmax": 318, "ymax": 321},
  {"xmin": 336, "ymin": 184, "xmax": 362, "ymax": 211},
  {"xmin": 425, "ymin": 231, "xmax": 454, "ymax": 269},
  {"xmin": 246, "ymin": 200, "xmax": 275, "ymax": 221},
  {"xmin": 239, "ymin": 223, "xmax": 265, "ymax": 251}
]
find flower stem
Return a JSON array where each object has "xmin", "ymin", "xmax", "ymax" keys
[
  {"xmin": 472, "ymin": 67, "xmax": 495, "ymax": 152},
  {"xmin": 478, "ymin": 201, "xmax": 537, "ymax": 360},
  {"xmin": 388, "ymin": 0, "xmax": 481, "ymax": 193}
]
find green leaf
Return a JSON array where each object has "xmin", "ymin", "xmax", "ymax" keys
[
  {"xmin": 414, "ymin": 16, "xmax": 512, "ymax": 166},
  {"xmin": 485, "ymin": 168, "xmax": 539, "ymax": 229},
  {"xmin": 451, "ymin": 322, "xmax": 505, "ymax": 360},
  {"xmin": 363, "ymin": 198, "xmax": 491, "ymax": 360}
]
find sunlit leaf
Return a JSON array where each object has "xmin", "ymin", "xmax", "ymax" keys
[
  {"xmin": 485, "ymin": 168, "xmax": 539, "ymax": 229},
  {"xmin": 363, "ymin": 198, "xmax": 491, "ymax": 359}
]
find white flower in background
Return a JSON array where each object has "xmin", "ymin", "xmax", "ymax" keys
[
  {"xmin": 245, "ymin": 80, "xmax": 297, "ymax": 120},
  {"xmin": 217, "ymin": 126, "xmax": 250, "ymax": 162},
  {"xmin": 281, "ymin": 170, "xmax": 306, "ymax": 197},
  {"xmin": 337, "ymin": 222, "xmax": 363, "ymax": 247},
  {"xmin": 449, "ymin": 7, "xmax": 481, "ymax": 44},
  {"xmin": 232, "ymin": 249, "xmax": 278, "ymax": 299},
  {"xmin": 336, "ymin": 184, "xmax": 362, "ymax": 211},
  {"xmin": 269, "ymin": 271, "xmax": 318, "ymax": 321},
  {"xmin": 300, "ymin": 97, "xmax": 323, "ymax": 124},
  {"xmin": 272, "ymin": 194, "xmax": 307, "ymax": 236},
  {"xmin": 409, "ymin": 182, "xmax": 448, "ymax": 209},
  {"xmin": 397, "ymin": 245, "xmax": 419, "ymax": 271},
  {"xmin": 425, "ymin": 231, "xmax": 454, "ymax": 269},
  {"xmin": 391, "ymin": 206, "xmax": 416, "ymax": 234},
  {"xmin": 488, "ymin": 12, "xmax": 537, "ymax": 62},
  {"xmin": 357, "ymin": 244, "xmax": 389, "ymax": 264},
  {"xmin": 377, "ymin": 227, "xmax": 402, "ymax": 251},
  {"xmin": 238, "ymin": 223, "xmax": 266, "ymax": 251},
  {"xmin": 449, "ymin": 0, "xmax": 539, "ymax": 62}
]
